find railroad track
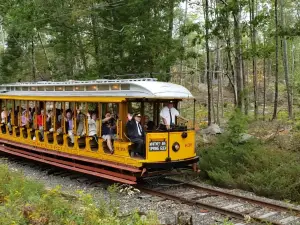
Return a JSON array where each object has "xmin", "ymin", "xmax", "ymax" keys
[{"xmin": 137, "ymin": 178, "xmax": 300, "ymax": 225}]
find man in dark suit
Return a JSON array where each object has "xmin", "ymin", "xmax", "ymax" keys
[{"xmin": 126, "ymin": 113, "xmax": 145, "ymax": 157}]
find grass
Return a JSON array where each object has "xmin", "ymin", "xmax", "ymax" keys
[{"xmin": 0, "ymin": 165, "xmax": 158, "ymax": 225}]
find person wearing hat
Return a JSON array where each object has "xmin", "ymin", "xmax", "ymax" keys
[
  {"xmin": 126, "ymin": 113, "xmax": 145, "ymax": 157},
  {"xmin": 160, "ymin": 101, "xmax": 179, "ymax": 129}
]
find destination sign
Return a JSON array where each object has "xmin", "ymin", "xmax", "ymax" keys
[{"xmin": 149, "ymin": 141, "xmax": 167, "ymax": 151}]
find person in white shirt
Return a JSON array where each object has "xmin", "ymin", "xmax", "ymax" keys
[
  {"xmin": 1, "ymin": 106, "xmax": 7, "ymax": 133},
  {"xmin": 1, "ymin": 106, "xmax": 6, "ymax": 124},
  {"xmin": 87, "ymin": 112, "xmax": 99, "ymax": 147},
  {"xmin": 160, "ymin": 102, "xmax": 179, "ymax": 129}
]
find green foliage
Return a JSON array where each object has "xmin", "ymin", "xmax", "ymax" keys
[
  {"xmin": 227, "ymin": 109, "xmax": 249, "ymax": 143},
  {"xmin": 0, "ymin": 0, "xmax": 183, "ymax": 81},
  {"xmin": 0, "ymin": 165, "xmax": 158, "ymax": 225},
  {"xmin": 199, "ymin": 112, "xmax": 300, "ymax": 201}
]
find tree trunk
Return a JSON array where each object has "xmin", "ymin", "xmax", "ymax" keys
[
  {"xmin": 31, "ymin": 36, "xmax": 36, "ymax": 81},
  {"xmin": 166, "ymin": 0, "xmax": 175, "ymax": 81},
  {"xmin": 272, "ymin": 0, "xmax": 279, "ymax": 120},
  {"xmin": 38, "ymin": 32, "xmax": 53, "ymax": 79},
  {"xmin": 233, "ymin": 1, "xmax": 243, "ymax": 110},
  {"xmin": 91, "ymin": 14, "xmax": 101, "ymax": 77},
  {"xmin": 220, "ymin": 48, "xmax": 224, "ymax": 118},
  {"xmin": 263, "ymin": 57, "xmax": 266, "ymax": 120},
  {"xmin": 244, "ymin": 41, "xmax": 249, "ymax": 115},
  {"xmin": 291, "ymin": 43, "xmax": 295, "ymax": 108},
  {"xmin": 77, "ymin": 31, "xmax": 88, "ymax": 73},
  {"xmin": 226, "ymin": 40, "xmax": 238, "ymax": 105},
  {"xmin": 204, "ymin": 0, "xmax": 212, "ymax": 125},
  {"xmin": 250, "ymin": 0, "xmax": 258, "ymax": 118},
  {"xmin": 280, "ymin": 0, "xmax": 292, "ymax": 119},
  {"xmin": 179, "ymin": 0, "xmax": 188, "ymax": 85},
  {"xmin": 215, "ymin": 39, "xmax": 221, "ymax": 124}
]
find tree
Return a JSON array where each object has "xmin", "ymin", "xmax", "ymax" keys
[{"xmin": 273, "ymin": 0, "xmax": 279, "ymax": 120}]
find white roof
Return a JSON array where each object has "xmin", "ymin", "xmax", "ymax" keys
[{"xmin": 0, "ymin": 78, "xmax": 194, "ymax": 99}]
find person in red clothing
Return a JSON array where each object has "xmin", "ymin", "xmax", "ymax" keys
[{"xmin": 37, "ymin": 109, "xmax": 45, "ymax": 140}]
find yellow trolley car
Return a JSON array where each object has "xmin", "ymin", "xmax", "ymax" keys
[{"xmin": 0, "ymin": 78, "xmax": 198, "ymax": 184}]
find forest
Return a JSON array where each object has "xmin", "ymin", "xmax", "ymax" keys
[
  {"xmin": 1, "ymin": 0, "xmax": 300, "ymax": 123},
  {"xmin": 1, "ymin": 0, "xmax": 300, "ymax": 201}
]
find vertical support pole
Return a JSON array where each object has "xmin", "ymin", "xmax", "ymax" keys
[
  {"xmin": 34, "ymin": 101, "xmax": 37, "ymax": 129},
  {"xmin": 26, "ymin": 101, "xmax": 29, "ymax": 128},
  {"xmin": 12, "ymin": 100, "xmax": 15, "ymax": 126},
  {"xmin": 98, "ymin": 102, "xmax": 102, "ymax": 138},
  {"xmin": 85, "ymin": 103, "xmax": 88, "ymax": 136},
  {"xmin": 5, "ymin": 99, "xmax": 7, "ymax": 124},
  {"xmin": 53, "ymin": 101, "xmax": 56, "ymax": 131},
  {"xmin": 141, "ymin": 101, "xmax": 145, "ymax": 125},
  {"xmin": 43, "ymin": 101, "xmax": 46, "ymax": 129},
  {"xmin": 74, "ymin": 102, "xmax": 77, "ymax": 134},
  {"xmin": 17, "ymin": 101, "xmax": 20, "ymax": 127},
  {"xmin": 63, "ymin": 102, "xmax": 66, "ymax": 134},
  {"xmin": 193, "ymin": 99, "xmax": 196, "ymax": 130}
]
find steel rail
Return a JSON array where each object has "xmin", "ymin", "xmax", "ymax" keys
[
  {"xmin": 137, "ymin": 185, "xmax": 283, "ymax": 225},
  {"xmin": 166, "ymin": 178, "xmax": 300, "ymax": 215}
]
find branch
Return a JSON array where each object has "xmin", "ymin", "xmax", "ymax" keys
[{"xmin": 218, "ymin": 0, "xmax": 228, "ymax": 6}]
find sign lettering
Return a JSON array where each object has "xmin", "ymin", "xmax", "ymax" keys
[
  {"xmin": 185, "ymin": 143, "xmax": 192, "ymax": 148},
  {"xmin": 149, "ymin": 141, "xmax": 167, "ymax": 151}
]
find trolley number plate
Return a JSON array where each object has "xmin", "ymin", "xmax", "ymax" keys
[{"xmin": 149, "ymin": 141, "xmax": 167, "ymax": 151}]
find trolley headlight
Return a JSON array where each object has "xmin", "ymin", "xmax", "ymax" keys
[
  {"xmin": 181, "ymin": 132, "xmax": 188, "ymax": 138},
  {"xmin": 172, "ymin": 142, "xmax": 180, "ymax": 152}
]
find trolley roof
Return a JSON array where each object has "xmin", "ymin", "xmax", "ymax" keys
[{"xmin": 0, "ymin": 78, "xmax": 194, "ymax": 99}]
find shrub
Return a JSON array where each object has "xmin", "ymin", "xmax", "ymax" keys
[
  {"xmin": 199, "ymin": 111, "xmax": 300, "ymax": 201},
  {"xmin": 0, "ymin": 165, "xmax": 158, "ymax": 225}
]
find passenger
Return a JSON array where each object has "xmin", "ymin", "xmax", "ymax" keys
[
  {"xmin": 76, "ymin": 108, "xmax": 86, "ymax": 136},
  {"xmin": 127, "ymin": 112, "xmax": 133, "ymax": 121},
  {"xmin": 57, "ymin": 109, "xmax": 62, "ymax": 124},
  {"xmin": 1, "ymin": 106, "xmax": 6, "ymax": 123},
  {"xmin": 160, "ymin": 102, "xmax": 179, "ymax": 130},
  {"xmin": 7, "ymin": 108, "xmax": 12, "ymax": 133},
  {"xmin": 37, "ymin": 109, "xmax": 45, "ymax": 140},
  {"xmin": 102, "ymin": 112, "xmax": 115, "ymax": 154},
  {"xmin": 28, "ymin": 108, "xmax": 33, "ymax": 128},
  {"xmin": 46, "ymin": 110, "xmax": 54, "ymax": 132},
  {"xmin": 144, "ymin": 115, "xmax": 154, "ymax": 131},
  {"xmin": 1, "ymin": 106, "xmax": 6, "ymax": 133},
  {"xmin": 21, "ymin": 110, "xmax": 28, "ymax": 127},
  {"xmin": 126, "ymin": 113, "xmax": 145, "ymax": 157},
  {"xmin": 87, "ymin": 112, "xmax": 98, "ymax": 144},
  {"xmin": 65, "ymin": 111, "xmax": 74, "ymax": 144}
]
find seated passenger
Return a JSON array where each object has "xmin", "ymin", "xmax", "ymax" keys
[
  {"xmin": 21, "ymin": 110, "xmax": 28, "ymax": 127},
  {"xmin": 28, "ymin": 107, "xmax": 33, "ymax": 129},
  {"xmin": 1, "ymin": 106, "xmax": 6, "ymax": 123},
  {"xmin": 102, "ymin": 112, "xmax": 115, "ymax": 154},
  {"xmin": 144, "ymin": 115, "xmax": 154, "ymax": 131},
  {"xmin": 87, "ymin": 112, "xmax": 98, "ymax": 142},
  {"xmin": 57, "ymin": 109, "xmax": 62, "ymax": 124},
  {"xmin": 76, "ymin": 108, "xmax": 86, "ymax": 136},
  {"xmin": 126, "ymin": 113, "xmax": 145, "ymax": 157},
  {"xmin": 46, "ymin": 110, "xmax": 54, "ymax": 132},
  {"xmin": 160, "ymin": 102, "xmax": 179, "ymax": 130},
  {"xmin": 37, "ymin": 109, "xmax": 45, "ymax": 140},
  {"xmin": 1, "ymin": 106, "xmax": 7, "ymax": 133},
  {"xmin": 7, "ymin": 108, "xmax": 12, "ymax": 133},
  {"xmin": 65, "ymin": 111, "xmax": 74, "ymax": 144},
  {"xmin": 127, "ymin": 112, "xmax": 133, "ymax": 122}
]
